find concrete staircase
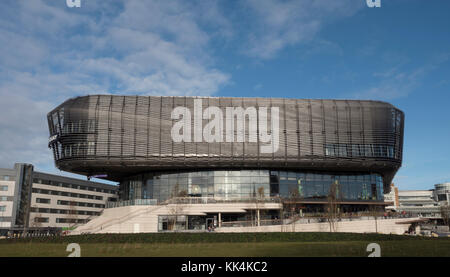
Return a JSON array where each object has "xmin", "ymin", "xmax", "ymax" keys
[
  {"xmin": 69, "ymin": 202, "xmax": 282, "ymax": 234},
  {"xmin": 71, "ymin": 205, "xmax": 163, "ymax": 234}
]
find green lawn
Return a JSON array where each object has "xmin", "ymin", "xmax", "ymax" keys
[{"xmin": 0, "ymin": 233, "xmax": 449, "ymax": 257}]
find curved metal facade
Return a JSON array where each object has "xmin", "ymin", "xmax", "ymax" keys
[{"xmin": 47, "ymin": 95, "xmax": 404, "ymax": 192}]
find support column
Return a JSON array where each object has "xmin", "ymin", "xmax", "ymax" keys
[
  {"xmin": 257, "ymin": 209, "xmax": 260, "ymax": 227},
  {"xmin": 218, "ymin": 212, "xmax": 221, "ymax": 228}
]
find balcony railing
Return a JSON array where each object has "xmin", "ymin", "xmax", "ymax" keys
[
  {"xmin": 105, "ymin": 196, "xmax": 282, "ymax": 208},
  {"xmin": 162, "ymin": 196, "xmax": 282, "ymax": 205},
  {"xmin": 106, "ymin": 199, "xmax": 158, "ymax": 209}
]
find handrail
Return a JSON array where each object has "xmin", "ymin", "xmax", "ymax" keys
[
  {"xmin": 69, "ymin": 209, "xmax": 104, "ymax": 230},
  {"xmin": 162, "ymin": 196, "xmax": 282, "ymax": 205},
  {"xmin": 106, "ymin": 199, "xmax": 157, "ymax": 208},
  {"xmin": 221, "ymin": 219, "xmax": 283, "ymax": 227},
  {"xmin": 219, "ymin": 215, "xmax": 419, "ymax": 228}
]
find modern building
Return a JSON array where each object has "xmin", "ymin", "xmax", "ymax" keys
[
  {"xmin": 434, "ymin": 183, "xmax": 450, "ymax": 205},
  {"xmin": 47, "ymin": 95, "xmax": 404, "ymax": 232},
  {"xmin": 0, "ymin": 163, "xmax": 118, "ymax": 236},
  {"xmin": 386, "ymin": 183, "xmax": 450, "ymax": 218},
  {"xmin": 397, "ymin": 190, "xmax": 438, "ymax": 217},
  {"xmin": 384, "ymin": 183, "xmax": 399, "ymax": 210}
]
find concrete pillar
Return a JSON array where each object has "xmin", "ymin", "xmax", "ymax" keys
[
  {"xmin": 257, "ymin": 209, "xmax": 260, "ymax": 227},
  {"xmin": 218, "ymin": 212, "xmax": 221, "ymax": 228}
]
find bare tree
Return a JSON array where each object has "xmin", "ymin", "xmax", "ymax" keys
[
  {"xmin": 440, "ymin": 203, "xmax": 450, "ymax": 228},
  {"xmin": 280, "ymin": 197, "xmax": 286, "ymax": 232},
  {"xmin": 369, "ymin": 205, "xmax": 380, "ymax": 233},
  {"xmin": 326, "ymin": 181, "xmax": 341, "ymax": 232},
  {"xmin": 257, "ymin": 186, "xmax": 265, "ymax": 199},
  {"xmin": 255, "ymin": 186, "xmax": 266, "ymax": 227},
  {"xmin": 167, "ymin": 184, "xmax": 186, "ymax": 231},
  {"xmin": 68, "ymin": 201, "xmax": 78, "ymax": 229},
  {"xmin": 167, "ymin": 204, "xmax": 185, "ymax": 231},
  {"xmin": 171, "ymin": 183, "xmax": 188, "ymax": 198},
  {"xmin": 29, "ymin": 206, "xmax": 43, "ymax": 229},
  {"xmin": 287, "ymin": 187, "xmax": 299, "ymax": 222}
]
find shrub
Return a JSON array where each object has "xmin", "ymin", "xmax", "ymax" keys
[{"xmin": 1, "ymin": 232, "xmax": 448, "ymax": 244}]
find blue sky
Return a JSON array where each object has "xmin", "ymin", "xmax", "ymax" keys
[{"xmin": 0, "ymin": 0, "xmax": 449, "ymax": 190}]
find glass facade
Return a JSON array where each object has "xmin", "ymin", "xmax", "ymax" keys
[{"xmin": 120, "ymin": 170, "xmax": 384, "ymax": 203}]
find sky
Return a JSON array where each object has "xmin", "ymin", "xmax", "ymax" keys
[{"xmin": 0, "ymin": 0, "xmax": 449, "ymax": 190}]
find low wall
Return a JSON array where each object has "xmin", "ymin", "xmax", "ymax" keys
[{"xmin": 215, "ymin": 218, "xmax": 418, "ymax": 235}]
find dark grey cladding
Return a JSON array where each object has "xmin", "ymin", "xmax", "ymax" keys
[{"xmin": 47, "ymin": 95, "xmax": 404, "ymax": 193}]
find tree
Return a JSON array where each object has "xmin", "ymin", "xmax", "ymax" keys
[
  {"xmin": 167, "ymin": 204, "xmax": 185, "ymax": 231},
  {"xmin": 287, "ymin": 186, "xmax": 299, "ymax": 220},
  {"xmin": 167, "ymin": 184, "xmax": 186, "ymax": 231},
  {"xmin": 29, "ymin": 206, "xmax": 43, "ymax": 229},
  {"xmin": 369, "ymin": 205, "xmax": 380, "ymax": 233},
  {"xmin": 326, "ymin": 180, "xmax": 341, "ymax": 232},
  {"xmin": 440, "ymin": 203, "xmax": 450, "ymax": 228},
  {"xmin": 68, "ymin": 201, "xmax": 78, "ymax": 229},
  {"xmin": 257, "ymin": 186, "xmax": 265, "ymax": 199},
  {"xmin": 279, "ymin": 196, "xmax": 286, "ymax": 232},
  {"xmin": 255, "ymin": 186, "xmax": 266, "ymax": 227}
]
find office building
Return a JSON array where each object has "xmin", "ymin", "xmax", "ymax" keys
[{"xmin": 0, "ymin": 163, "xmax": 118, "ymax": 235}]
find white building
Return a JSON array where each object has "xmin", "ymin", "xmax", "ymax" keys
[
  {"xmin": 383, "ymin": 183, "xmax": 450, "ymax": 218},
  {"xmin": 397, "ymin": 190, "xmax": 440, "ymax": 217},
  {"xmin": 384, "ymin": 183, "xmax": 399, "ymax": 210},
  {"xmin": 434, "ymin": 183, "xmax": 450, "ymax": 205},
  {"xmin": 0, "ymin": 163, "xmax": 118, "ymax": 235}
]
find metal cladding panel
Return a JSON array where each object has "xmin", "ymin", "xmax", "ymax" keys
[
  {"xmin": 297, "ymin": 100, "xmax": 311, "ymax": 156},
  {"xmin": 362, "ymin": 103, "xmax": 373, "ymax": 145},
  {"xmin": 96, "ymin": 95, "xmax": 110, "ymax": 157},
  {"xmin": 272, "ymin": 98, "xmax": 285, "ymax": 159},
  {"xmin": 110, "ymin": 96, "xmax": 122, "ymax": 157},
  {"xmin": 336, "ymin": 100, "xmax": 350, "ymax": 145},
  {"xmin": 48, "ymin": 95, "xmax": 404, "ymax": 190},
  {"xmin": 323, "ymin": 100, "xmax": 337, "ymax": 145},
  {"xmin": 310, "ymin": 100, "xmax": 323, "ymax": 156},
  {"xmin": 208, "ymin": 97, "xmax": 221, "ymax": 159},
  {"xmin": 135, "ymin": 96, "xmax": 149, "ymax": 158},
  {"xmin": 160, "ymin": 97, "xmax": 173, "ymax": 156},
  {"xmin": 184, "ymin": 97, "xmax": 195, "ymax": 157},
  {"xmin": 122, "ymin": 96, "xmax": 137, "ymax": 157},
  {"xmin": 349, "ymin": 101, "xmax": 363, "ymax": 145},
  {"xmin": 231, "ymin": 97, "xmax": 243, "ymax": 158},
  {"xmin": 220, "ymin": 98, "xmax": 233, "ymax": 157},
  {"xmin": 258, "ymin": 97, "xmax": 272, "ymax": 159},
  {"xmin": 285, "ymin": 101, "xmax": 298, "ymax": 159},
  {"xmin": 243, "ymin": 97, "xmax": 257, "ymax": 159},
  {"xmin": 172, "ymin": 96, "xmax": 185, "ymax": 159},
  {"xmin": 149, "ymin": 97, "xmax": 161, "ymax": 156}
]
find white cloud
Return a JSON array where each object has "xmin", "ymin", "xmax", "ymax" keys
[
  {"xmin": 240, "ymin": 0, "xmax": 363, "ymax": 59},
  {"xmin": 0, "ymin": 0, "xmax": 230, "ymax": 171},
  {"xmin": 0, "ymin": 92, "xmax": 54, "ymax": 168},
  {"xmin": 253, "ymin": 83, "xmax": 263, "ymax": 91},
  {"xmin": 0, "ymin": 0, "xmax": 366, "ymax": 173},
  {"xmin": 351, "ymin": 53, "xmax": 450, "ymax": 101}
]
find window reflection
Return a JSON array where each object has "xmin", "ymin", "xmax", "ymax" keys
[{"xmin": 120, "ymin": 170, "xmax": 384, "ymax": 203}]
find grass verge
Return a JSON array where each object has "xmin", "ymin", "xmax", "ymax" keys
[{"xmin": 0, "ymin": 232, "xmax": 448, "ymax": 257}]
